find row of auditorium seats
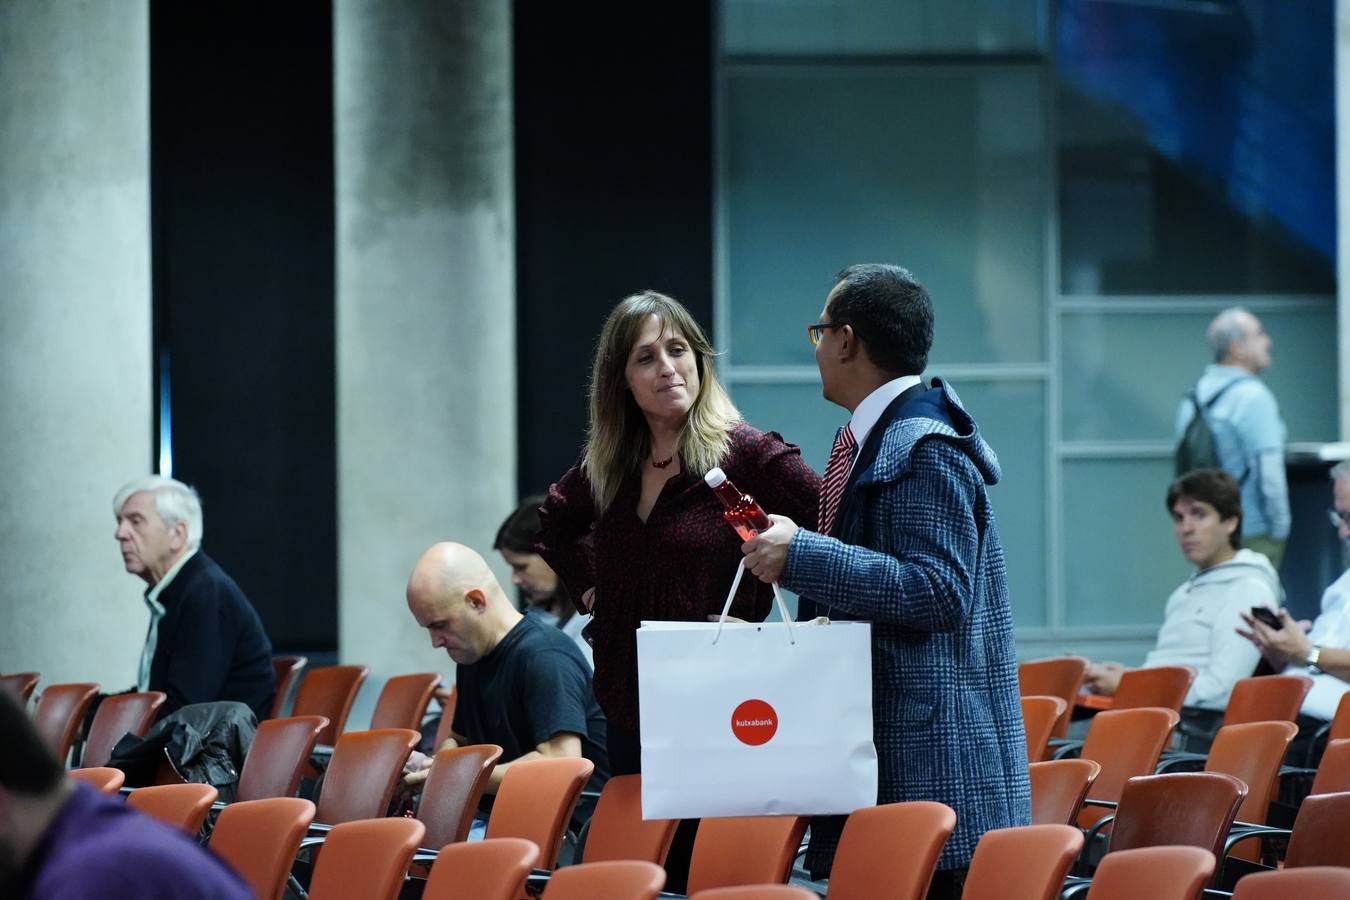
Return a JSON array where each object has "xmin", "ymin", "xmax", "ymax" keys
[{"xmin": 10, "ymin": 660, "xmax": 1350, "ymax": 898}]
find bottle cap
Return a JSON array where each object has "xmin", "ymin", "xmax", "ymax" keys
[{"xmin": 704, "ymin": 467, "xmax": 727, "ymax": 488}]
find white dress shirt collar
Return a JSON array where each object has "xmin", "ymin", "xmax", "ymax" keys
[{"xmin": 847, "ymin": 375, "xmax": 923, "ymax": 449}]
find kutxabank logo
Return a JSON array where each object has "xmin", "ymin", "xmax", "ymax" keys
[{"xmin": 731, "ymin": 698, "xmax": 778, "ymax": 746}]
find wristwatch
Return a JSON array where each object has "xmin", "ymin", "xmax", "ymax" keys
[{"xmin": 1306, "ymin": 645, "xmax": 1324, "ymax": 675}]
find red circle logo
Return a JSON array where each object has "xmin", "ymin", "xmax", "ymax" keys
[{"xmin": 731, "ymin": 699, "xmax": 778, "ymax": 746}]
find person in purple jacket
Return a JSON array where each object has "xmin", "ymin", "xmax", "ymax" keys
[{"xmin": 0, "ymin": 691, "xmax": 250, "ymax": 899}]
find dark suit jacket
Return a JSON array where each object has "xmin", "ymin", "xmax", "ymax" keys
[
  {"xmin": 785, "ymin": 379, "xmax": 1030, "ymax": 873},
  {"xmin": 149, "ymin": 552, "xmax": 275, "ymax": 720}
]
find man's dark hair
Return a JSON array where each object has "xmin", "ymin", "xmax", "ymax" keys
[
  {"xmin": 1166, "ymin": 468, "xmax": 1243, "ymax": 550},
  {"xmin": 827, "ymin": 264, "xmax": 934, "ymax": 376},
  {"xmin": 0, "ymin": 690, "xmax": 64, "ymax": 796},
  {"xmin": 494, "ymin": 495, "xmax": 547, "ymax": 555}
]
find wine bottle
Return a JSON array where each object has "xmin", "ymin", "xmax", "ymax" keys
[{"xmin": 704, "ymin": 467, "xmax": 772, "ymax": 541}]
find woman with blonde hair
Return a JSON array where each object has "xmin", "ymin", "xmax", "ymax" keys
[{"xmin": 537, "ymin": 290, "xmax": 819, "ymax": 777}]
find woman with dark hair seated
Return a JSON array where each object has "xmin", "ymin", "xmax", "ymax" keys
[{"xmin": 495, "ymin": 495, "xmax": 592, "ymax": 667}]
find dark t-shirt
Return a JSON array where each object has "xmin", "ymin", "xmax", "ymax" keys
[
  {"xmin": 453, "ymin": 615, "xmax": 609, "ymax": 801},
  {"xmin": 18, "ymin": 783, "xmax": 251, "ymax": 899}
]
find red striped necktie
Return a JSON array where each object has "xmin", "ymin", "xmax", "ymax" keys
[{"xmin": 817, "ymin": 425, "xmax": 858, "ymax": 536}]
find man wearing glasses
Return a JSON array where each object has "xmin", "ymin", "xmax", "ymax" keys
[
  {"xmin": 741, "ymin": 264, "xmax": 1029, "ymax": 898},
  {"xmin": 1238, "ymin": 460, "xmax": 1350, "ymax": 741}
]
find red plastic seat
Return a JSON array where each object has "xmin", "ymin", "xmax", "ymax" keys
[
  {"xmin": 1076, "ymin": 707, "xmax": 1179, "ymax": 830},
  {"xmin": 485, "ymin": 756, "xmax": 595, "ymax": 870},
  {"xmin": 577, "ymin": 774, "xmax": 678, "ymax": 865},
  {"xmin": 1220, "ymin": 675, "xmax": 1313, "ymax": 728},
  {"xmin": 689, "ymin": 888, "xmax": 820, "ymax": 900},
  {"xmin": 1231, "ymin": 866, "xmax": 1350, "ymax": 898},
  {"xmin": 420, "ymin": 837, "xmax": 539, "ymax": 900},
  {"xmin": 81, "ymin": 691, "xmax": 165, "ymax": 768},
  {"xmin": 209, "ymin": 797, "xmax": 316, "ymax": 900},
  {"xmin": 270, "ymin": 655, "xmax": 307, "ymax": 718},
  {"xmin": 236, "ymin": 715, "xmax": 329, "ymax": 802},
  {"xmin": 1019, "ymin": 656, "xmax": 1088, "ymax": 738},
  {"xmin": 685, "ymin": 816, "xmax": 808, "ymax": 895},
  {"xmin": 126, "ymin": 782, "xmax": 219, "ymax": 835},
  {"xmin": 1023, "ymin": 695, "xmax": 1069, "ymax": 762},
  {"xmin": 415, "ymin": 743, "xmax": 503, "ymax": 848},
  {"xmin": 826, "ymin": 801, "xmax": 956, "ymax": 900},
  {"xmin": 1030, "ymin": 758, "xmax": 1101, "ymax": 826},
  {"xmin": 369, "ymin": 672, "xmax": 441, "ymax": 731},
  {"xmin": 68, "ymin": 766, "xmax": 126, "ymax": 793},
  {"xmin": 1084, "ymin": 845, "xmax": 1214, "ymax": 900},
  {"xmin": 307, "ymin": 817, "xmax": 425, "ymax": 900},
  {"xmin": 315, "ymin": 728, "xmax": 420, "ymax": 825},
  {"xmin": 540, "ymin": 860, "xmax": 666, "ymax": 899},
  {"xmin": 292, "ymin": 665, "xmax": 369, "ymax": 746},
  {"xmin": 1111, "ymin": 666, "xmax": 1195, "ymax": 713},
  {"xmin": 33, "ymin": 682, "xmax": 100, "ymax": 765},
  {"xmin": 0, "ymin": 671, "xmax": 39, "ymax": 705},
  {"xmin": 964, "ymin": 824, "xmax": 1084, "ymax": 900}
]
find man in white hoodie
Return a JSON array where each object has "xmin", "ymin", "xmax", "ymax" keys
[{"xmin": 1084, "ymin": 469, "xmax": 1282, "ymax": 721}]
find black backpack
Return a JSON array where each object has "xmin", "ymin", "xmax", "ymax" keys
[{"xmin": 1175, "ymin": 377, "xmax": 1248, "ymax": 476}]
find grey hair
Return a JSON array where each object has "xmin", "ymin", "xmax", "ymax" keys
[
  {"xmin": 1331, "ymin": 461, "xmax": 1350, "ymax": 483},
  {"xmin": 112, "ymin": 476, "xmax": 204, "ymax": 549},
  {"xmin": 1206, "ymin": 307, "xmax": 1253, "ymax": 363}
]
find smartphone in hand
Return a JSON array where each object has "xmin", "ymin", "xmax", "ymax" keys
[{"xmin": 1250, "ymin": 606, "xmax": 1283, "ymax": 630}]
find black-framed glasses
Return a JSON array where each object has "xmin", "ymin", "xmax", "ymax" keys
[
  {"xmin": 806, "ymin": 322, "xmax": 844, "ymax": 347},
  {"xmin": 1330, "ymin": 508, "xmax": 1350, "ymax": 529}
]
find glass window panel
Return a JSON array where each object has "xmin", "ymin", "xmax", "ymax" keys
[
  {"xmin": 730, "ymin": 377, "xmax": 1047, "ymax": 627},
  {"xmin": 1056, "ymin": 0, "xmax": 1335, "ymax": 295},
  {"xmin": 724, "ymin": 65, "xmax": 1046, "ymax": 368},
  {"xmin": 1059, "ymin": 305, "xmax": 1336, "ymax": 443},
  {"xmin": 1062, "ymin": 458, "xmax": 1191, "ymax": 627},
  {"xmin": 721, "ymin": 0, "xmax": 1045, "ymax": 56}
]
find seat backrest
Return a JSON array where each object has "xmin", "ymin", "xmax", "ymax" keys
[
  {"xmin": 269, "ymin": 655, "xmax": 307, "ymax": 718},
  {"xmin": 540, "ymin": 860, "xmax": 666, "ymax": 900},
  {"xmin": 126, "ymin": 782, "xmax": 219, "ymax": 835},
  {"xmin": 433, "ymin": 684, "xmax": 458, "ymax": 749},
  {"xmin": 1310, "ymin": 738, "xmax": 1350, "ymax": 795},
  {"xmin": 236, "ymin": 715, "xmax": 329, "ymax": 802},
  {"xmin": 1327, "ymin": 691, "xmax": 1350, "ymax": 742},
  {"xmin": 485, "ymin": 756, "xmax": 594, "ymax": 869},
  {"xmin": 1107, "ymin": 772, "xmax": 1246, "ymax": 864},
  {"xmin": 688, "ymin": 888, "xmax": 821, "ymax": 900},
  {"xmin": 415, "ymin": 743, "xmax": 503, "ymax": 847},
  {"xmin": 1284, "ymin": 790, "xmax": 1350, "ymax": 868},
  {"xmin": 685, "ymin": 815, "xmax": 808, "ymax": 895},
  {"xmin": 1018, "ymin": 656, "xmax": 1088, "ymax": 738},
  {"xmin": 314, "ymin": 728, "xmax": 419, "ymax": 825},
  {"xmin": 1111, "ymin": 666, "xmax": 1195, "ymax": 712},
  {"xmin": 0, "ymin": 672, "xmax": 39, "ymax": 705},
  {"xmin": 307, "ymin": 817, "xmax": 425, "ymax": 900},
  {"xmin": 1029, "ymin": 758, "xmax": 1101, "ymax": 826},
  {"xmin": 81, "ymin": 691, "xmax": 165, "ymax": 767},
  {"xmin": 1084, "ymin": 846, "xmax": 1215, "ymax": 900},
  {"xmin": 291, "ymin": 665, "xmax": 369, "ymax": 745},
  {"xmin": 1231, "ymin": 866, "xmax": 1350, "ymax": 899},
  {"xmin": 1022, "ymin": 695, "xmax": 1068, "ymax": 762},
  {"xmin": 963, "ymin": 824, "xmax": 1084, "ymax": 900},
  {"xmin": 68, "ymin": 766, "xmax": 126, "ymax": 793},
  {"xmin": 209, "ymin": 797, "xmax": 316, "ymax": 900},
  {"xmin": 1077, "ymin": 707, "xmax": 1179, "ymax": 829},
  {"xmin": 1221, "ymin": 675, "xmax": 1313, "ymax": 728},
  {"xmin": 33, "ymin": 682, "xmax": 100, "ymax": 765},
  {"xmin": 420, "ymin": 838, "xmax": 539, "ymax": 900},
  {"xmin": 1204, "ymin": 721, "xmax": 1297, "ymax": 827},
  {"xmin": 369, "ymin": 672, "xmax": 441, "ymax": 731},
  {"xmin": 826, "ymin": 801, "xmax": 956, "ymax": 900},
  {"xmin": 581, "ymin": 774, "xmax": 679, "ymax": 865}
]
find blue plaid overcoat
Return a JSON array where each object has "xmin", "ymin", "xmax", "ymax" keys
[{"xmin": 783, "ymin": 378, "xmax": 1031, "ymax": 873}]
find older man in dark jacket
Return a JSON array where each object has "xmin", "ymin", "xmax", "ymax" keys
[{"xmin": 742, "ymin": 265, "xmax": 1030, "ymax": 897}]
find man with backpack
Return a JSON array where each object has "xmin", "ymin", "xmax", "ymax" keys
[{"xmin": 1175, "ymin": 307, "xmax": 1289, "ymax": 567}]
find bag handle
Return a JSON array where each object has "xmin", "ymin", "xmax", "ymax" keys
[{"xmin": 713, "ymin": 559, "xmax": 795, "ymax": 645}]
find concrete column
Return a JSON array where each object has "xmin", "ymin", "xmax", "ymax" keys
[
  {"xmin": 335, "ymin": 1, "xmax": 516, "ymax": 678},
  {"xmin": 0, "ymin": 2, "xmax": 152, "ymax": 687}
]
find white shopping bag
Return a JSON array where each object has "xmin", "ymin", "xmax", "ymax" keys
[{"xmin": 637, "ymin": 560, "xmax": 877, "ymax": 819}]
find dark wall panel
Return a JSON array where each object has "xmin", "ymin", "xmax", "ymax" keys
[
  {"xmin": 151, "ymin": 3, "xmax": 336, "ymax": 651},
  {"xmin": 513, "ymin": 4, "xmax": 716, "ymax": 496}
]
